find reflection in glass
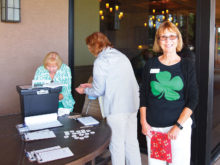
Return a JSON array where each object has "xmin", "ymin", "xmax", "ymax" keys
[
  {"xmin": 213, "ymin": 25, "xmax": 220, "ymax": 151},
  {"xmin": 100, "ymin": 0, "xmax": 196, "ymax": 66}
]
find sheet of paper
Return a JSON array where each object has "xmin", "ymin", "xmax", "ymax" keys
[
  {"xmin": 58, "ymin": 108, "xmax": 71, "ymax": 116},
  {"xmin": 24, "ymin": 129, "xmax": 56, "ymax": 141}
]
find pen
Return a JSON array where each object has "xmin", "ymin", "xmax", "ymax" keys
[
  {"xmin": 35, "ymin": 152, "xmax": 43, "ymax": 162},
  {"xmin": 25, "ymin": 150, "xmax": 36, "ymax": 161}
]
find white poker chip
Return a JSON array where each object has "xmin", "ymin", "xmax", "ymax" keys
[
  {"xmin": 73, "ymin": 136, "xmax": 79, "ymax": 140},
  {"xmin": 64, "ymin": 135, "xmax": 69, "ymax": 139},
  {"xmin": 84, "ymin": 135, "xmax": 89, "ymax": 138},
  {"xmin": 79, "ymin": 137, "xmax": 85, "ymax": 140},
  {"xmin": 79, "ymin": 133, "xmax": 84, "ymax": 137},
  {"xmin": 86, "ymin": 130, "xmax": 91, "ymax": 132},
  {"xmin": 64, "ymin": 131, "xmax": 70, "ymax": 136},
  {"xmin": 85, "ymin": 133, "xmax": 89, "ymax": 136},
  {"xmin": 90, "ymin": 131, "xmax": 95, "ymax": 134},
  {"xmin": 70, "ymin": 130, "xmax": 75, "ymax": 133}
]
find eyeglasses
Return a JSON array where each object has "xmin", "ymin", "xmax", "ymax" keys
[{"xmin": 159, "ymin": 35, "xmax": 178, "ymax": 41}]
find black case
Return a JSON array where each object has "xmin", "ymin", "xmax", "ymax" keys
[{"xmin": 16, "ymin": 85, "xmax": 62, "ymax": 118}]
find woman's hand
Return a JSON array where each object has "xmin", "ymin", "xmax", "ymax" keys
[
  {"xmin": 167, "ymin": 125, "xmax": 181, "ymax": 140},
  {"xmin": 59, "ymin": 94, "xmax": 64, "ymax": 100},
  {"xmin": 167, "ymin": 107, "xmax": 192, "ymax": 140},
  {"xmin": 75, "ymin": 86, "xmax": 85, "ymax": 94},
  {"xmin": 141, "ymin": 121, "xmax": 153, "ymax": 138},
  {"xmin": 80, "ymin": 83, "xmax": 92, "ymax": 88}
]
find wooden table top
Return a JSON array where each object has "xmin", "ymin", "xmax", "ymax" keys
[{"xmin": 0, "ymin": 114, "xmax": 111, "ymax": 165}]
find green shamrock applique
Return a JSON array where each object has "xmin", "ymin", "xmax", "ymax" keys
[{"xmin": 150, "ymin": 71, "xmax": 183, "ymax": 101}]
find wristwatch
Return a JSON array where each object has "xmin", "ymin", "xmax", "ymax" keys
[{"xmin": 175, "ymin": 121, "xmax": 183, "ymax": 130}]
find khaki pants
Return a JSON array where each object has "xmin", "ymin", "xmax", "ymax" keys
[{"xmin": 107, "ymin": 112, "xmax": 142, "ymax": 165}]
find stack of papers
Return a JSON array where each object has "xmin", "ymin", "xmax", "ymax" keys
[
  {"xmin": 32, "ymin": 80, "xmax": 67, "ymax": 88},
  {"xmin": 43, "ymin": 82, "xmax": 66, "ymax": 88},
  {"xmin": 77, "ymin": 116, "xmax": 99, "ymax": 126},
  {"xmin": 25, "ymin": 113, "xmax": 63, "ymax": 131},
  {"xmin": 32, "ymin": 80, "xmax": 51, "ymax": 88}
]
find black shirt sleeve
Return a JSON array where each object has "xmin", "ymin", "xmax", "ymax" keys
[
  {"xmin": 184, "ymin": 59, "xmax": 199, "ymax": 111},
  {"xmin": 140, "ymin": 59, "xmax": 153, "ymax": 107}
]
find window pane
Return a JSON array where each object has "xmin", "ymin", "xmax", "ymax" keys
[
  {"xmin": 7, "ymin": 0, "xmax": 14, "ymax": 8},
  {"xmin": 14, "ymin": 9, "xmax": 20, "ymax": 21},
  {"xmin": 7, "ymin": 8, "xmax": 14, "ymax": 20},
  {"xmin": 14, "ymin": 0, "xmax": 20, "ymax": 8}
]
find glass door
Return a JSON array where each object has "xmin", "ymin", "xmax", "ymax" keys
[
  {"xmin": 99, "ymin": 0, "xmax": 196, "ymax": 152},
  {"xmin": 215, "ymin": 27, "xmax": 220, "ymax": 68}
]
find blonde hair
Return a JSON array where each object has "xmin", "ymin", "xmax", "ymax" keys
[
  {"xmin": 153, "ymin": 21, "xmax": 183, "ymax": 53},
  {"xmin": 43, "ymin": 52, "xmax": 62, "ymax": 69}
]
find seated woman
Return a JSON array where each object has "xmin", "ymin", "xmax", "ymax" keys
[{"xmin": 34, "ymin": 52, "xmax": 75, "ymax": 111}]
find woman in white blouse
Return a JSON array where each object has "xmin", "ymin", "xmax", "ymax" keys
[{"xmin": 75, "ymin": 32, "xmax": 141, "ymax": 165}]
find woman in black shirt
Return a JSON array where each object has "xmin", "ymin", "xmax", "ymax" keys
[{"xmin": 140, "ymin": 21, "xmax": 198, "ymax": 165}]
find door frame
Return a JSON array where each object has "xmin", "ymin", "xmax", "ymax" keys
[{"xmin": 192, "ymin": 0, "xmax": 216, "ymax": 164}]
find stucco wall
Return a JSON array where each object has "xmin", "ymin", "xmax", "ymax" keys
[{"xmin": 0, "ymin": 0, "xmax": 69, "ymax": 115}]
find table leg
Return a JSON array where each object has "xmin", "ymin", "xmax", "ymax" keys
[{"xmin": 91, "ymin": 159, "xmax": 95, "ymax": 165}]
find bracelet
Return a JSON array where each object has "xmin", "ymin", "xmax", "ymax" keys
[{"xmin": 175, "ymin": 121, "xmax": 183, "ymax": 130}]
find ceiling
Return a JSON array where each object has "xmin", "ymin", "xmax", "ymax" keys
[
  {"xmin": 117, "ymin": 0, "xmax": 220, "ymax": 24},
  {"xmin": 119, "ymin": 0, "xmax": 196, "ymax": 14}
]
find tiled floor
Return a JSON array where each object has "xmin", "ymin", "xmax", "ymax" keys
[
  {"xmin": 214, "ymin": 159, "xmax": 220, "ymax": 165},
  {"xmin": 103, "ymin": 152, "xmax": 149, "ymax": 165},
  {"xmin": 104, "ymin": 153, "xmax": 148, "ymax": 165},
  {"xmin": 141, "ymin": 153, "xmax": 148, "ymax": 165}
]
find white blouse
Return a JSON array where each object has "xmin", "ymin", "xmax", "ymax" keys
[{"xmin": 85, "ymin": 47, "xmax": 139, "ymax": 117}]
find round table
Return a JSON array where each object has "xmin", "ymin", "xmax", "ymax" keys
[{"xmin": 0, "ymin": 114, "xmax": 111, "ymax": 165}]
